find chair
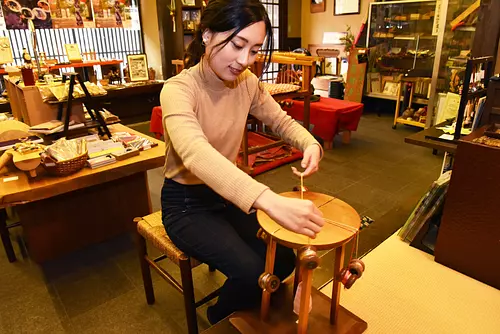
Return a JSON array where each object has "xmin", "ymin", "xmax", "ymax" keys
[{"xmin": 134, "ymin": 211, "xmax": 220, "ymax": 334}]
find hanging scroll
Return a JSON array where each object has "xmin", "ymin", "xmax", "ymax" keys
[{"xmin": 49, "ymin": 0, "xmax": 95, "ymax": 28}]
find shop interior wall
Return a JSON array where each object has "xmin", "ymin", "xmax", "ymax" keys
[
  {"xmin": 140, "ymin": 0, "xmax": 163, "ymax": 79},
  {"xmin": 496, "ymin": 40, "xmax": 500, "ymax": 74},
  {"xmin": 301, "ymin": 0, "xmax": 373, "ymax": 50},
  {"xmin": 288, "ymin": 0, "xmax": 301, "ymax": 38}
]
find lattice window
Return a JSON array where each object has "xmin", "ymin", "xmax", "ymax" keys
[
  {"xmin": 260, "ymin": 0, "xmax": 281, "ymax": 82},
  {"xmin": 0, "ymin": 28, "xmax": 143, "ymax": 69}
]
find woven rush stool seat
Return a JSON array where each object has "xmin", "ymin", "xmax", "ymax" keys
[
  {"xmin": 135, "ymin": 211, "xmax": 220, "ymax": 334},
  {"xmin": 136, "ymin": 211, "xmax": 201, "ymax": 268}
]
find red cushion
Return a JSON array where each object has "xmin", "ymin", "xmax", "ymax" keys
[{"xmin": 283, "ymin": 97, "xmax": 363, "ymax": 142}]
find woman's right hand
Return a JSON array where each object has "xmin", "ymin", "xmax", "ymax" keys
[{"xmin": 253, "ymin": 190, "xmax": 325, "ymax": 238}]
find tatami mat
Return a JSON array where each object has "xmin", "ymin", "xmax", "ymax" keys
[{"xmin": 320, "ymin": 233, "xmax": 500, "ymax": 334}]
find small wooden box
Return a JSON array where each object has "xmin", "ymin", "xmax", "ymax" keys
[{"xmin": 5, "ymin": 77, "xmax": 85, "ymax": 126}]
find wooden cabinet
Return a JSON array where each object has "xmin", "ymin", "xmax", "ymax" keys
[
  {"xmin": 158, "ymin": 0, "xmax": 206, "ymax": 79},
  {"xmin": 434, "ymin": 127, "xmax": 500, "ymax": 289},
  {"xmin": 4, "ymin": 77, "xmax": 84, "ymax": 126}
]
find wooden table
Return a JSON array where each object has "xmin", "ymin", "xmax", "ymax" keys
[
  {"xmin": 404, "ymin": 122, "xmax": 458, "ymax": 153},
  {"xmin": 0, "ymin": 124, "xmax": 164, "ymax": 263}
]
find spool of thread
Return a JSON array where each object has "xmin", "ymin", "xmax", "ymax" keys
[{"xmin": 293, "ymin": 282, "xmax": 312, "ymax": 315}]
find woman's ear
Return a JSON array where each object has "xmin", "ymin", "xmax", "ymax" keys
[{"xmin": 202, "ymin": 29, "xmax": 213, "ymax": 45}]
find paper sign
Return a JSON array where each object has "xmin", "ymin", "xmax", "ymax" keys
[
  {"xmin": 432, "ymin": 0, "xmax": 442, "ymax": 36},
  {"xmin": 65, "ymin": 44, "xmax": 82, "ymax": 62},
  {"xmin": 0, "ymin": 37, "xmax": 14, "ymax": 65}
]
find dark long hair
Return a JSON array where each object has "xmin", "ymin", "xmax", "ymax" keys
[{"xmin": 184, "ymin": 0, "xmax": 273, "ymax": 75}]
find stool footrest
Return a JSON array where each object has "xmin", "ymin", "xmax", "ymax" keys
[
  {"xmin": 194, "ymin": 286, "xmax": 222, "ymax": 308},
  {"xmin": 146, "ymin": 256, "xmax": 184, "ymax": 294}
]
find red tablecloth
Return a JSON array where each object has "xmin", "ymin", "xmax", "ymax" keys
[
  {"xmin": 283, "ymin": 97, "xmax": 364, "ymax": 142},
  {"xmin": 150, "ymin": 97, "xmax": 364, "ymax": 143}
]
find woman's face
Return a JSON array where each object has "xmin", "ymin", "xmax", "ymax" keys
[{"xmin": 204, "ymin": 21, "xmax": 266, "ymax": 81}]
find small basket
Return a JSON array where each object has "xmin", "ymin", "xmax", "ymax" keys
[{"xmin": 41, "ymin": 151, "xmax": 89, "ymax": 176}]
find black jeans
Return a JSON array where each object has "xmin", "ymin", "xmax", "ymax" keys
[{"xmin": 161, "ymin": 178, "xmax": 295, "ymax": 323}]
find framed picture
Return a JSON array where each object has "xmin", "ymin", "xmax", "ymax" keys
[
  {"xmin": 369, "ymin": 73, "xmax": 381, "ymax": 94},
  {"xmin": 311, "ymin": 0, "xmax": 326, "ymax": 13},
  {"xmin": 127, "ymin": 54, "xmax": 149, "ymax": 82},
  {"xmin": 382, "ymin": 81, "xmax": 399, "ymax": 96},
  {"xmin": 334, "ymin": 0, "xmax": 360, "ymax": 16},
  {"xmin": 190, "ymin": 10, "xmax": 201, "ymax": 24}
]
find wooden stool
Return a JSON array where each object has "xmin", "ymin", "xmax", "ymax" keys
[
  {"xmin": 135, "ymin": 211, "xmax": 219, "ymax": 334},
  {"xmin": 229, "ymin": 192, "xmax": 367, "ymax": 334}
]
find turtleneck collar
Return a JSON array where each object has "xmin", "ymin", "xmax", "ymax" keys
[{"xmin": 196, "ymin": 56, "xmax": 237, "ymax": 91}]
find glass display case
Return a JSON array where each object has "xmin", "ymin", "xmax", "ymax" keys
[
  {"xmin": 366, "ymin": 0, "xmax": 439, "ymax": 128},
  {"xmin": 433, "ymin": 0, "xmax": 478, "ymax": 97},
  {"xmin": 365, "ymin": 0, "xmax": 482, "ymax": 129},
  {"xmin": 365, "ymin": 1, "xmax": 437, "ymax": 90}
]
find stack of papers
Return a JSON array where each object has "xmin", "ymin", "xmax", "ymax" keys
[
  {"xmin": 87, "ymin": 140, "xmax": 124, "ymax": 159},
  {"xmin": 87, "ymin": 155, "xmax": 117, "ymax": 169}
]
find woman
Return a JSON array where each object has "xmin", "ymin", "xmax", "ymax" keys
[{"xmin": 160, "ymin": 0, "xmax": 325, "ymax": 325}]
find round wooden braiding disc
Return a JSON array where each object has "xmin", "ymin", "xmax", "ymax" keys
[{"xmin": 256, "ymin": 192, "xmax": 360, "ymax": 250}]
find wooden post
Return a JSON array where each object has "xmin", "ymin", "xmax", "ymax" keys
[
  {"xmin": 260, "ymin": 238, "xmax": 277, "ymax": 321},
  {"xmin": 394, "ymin": 80, "xmax": 403, "ymax": 128}
]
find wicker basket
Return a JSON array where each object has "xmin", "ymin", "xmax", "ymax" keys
[{"xmin": 41, "ymin": 151, "xmax": 89, "ymax": 176}]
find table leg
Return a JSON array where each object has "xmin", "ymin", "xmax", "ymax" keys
[
  {"xmin": 330, "ymin": 244, "xmax": 345, "ymax": 325},
  {"xmin": 260, "ymin": 238, "xmax": 277, "ymax": 321},
  {"xmin": 342, "ymin": 131, "xmax": 351, "ymax": 144},
  {"xmin": 0, "ymin": 208, "xmax": 16, "ymax": 263},
  {"xmin": 303, "ymin": 94, "xmax": 311, "ymax": 132}
]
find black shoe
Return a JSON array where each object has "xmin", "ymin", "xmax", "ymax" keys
[{"xmin": 207, "ymin": 305, "xmax": 217, "ymax": 325}]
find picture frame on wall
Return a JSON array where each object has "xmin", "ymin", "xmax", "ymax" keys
[
  {"xmin": 127, "ymin": 54, "xmax": 149, "ymax": 82},
  {"xmin": 311, "ymin": 0, "xmax": 326, "ymax": 13},
  {"xmin": 334, "ymin": 0, "xmax": 360, "ymax": 16}
]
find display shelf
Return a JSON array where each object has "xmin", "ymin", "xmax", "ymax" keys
[
  {"xmin": 366, "ymin": 92, "xmax": 401, "ymax": 101},
  {"xmin": 396, "ymin": 118, "xmax": 426, "ymax": 128},
  {"xmin": 182, "ymin": 5, "xmax": 201, "ymax": 9}
]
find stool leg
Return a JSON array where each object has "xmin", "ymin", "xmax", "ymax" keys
[
  {"xmin": 0, "ymin": 209, "xmax": 16, "ymax": 263},
  {"xmin": 135, "ymin": 229, "xmax": 155, "ymax": 304},
  {"xmin": 330, "ymin": 245, "xmax": 345, "ymax": 325},
  {"xmin": 260, "ymin": 238, "xmax": 277, "ymax": 321},
  {"xmin": 180, "ymin": 258, "xmax": 198, "ymax": 334}
]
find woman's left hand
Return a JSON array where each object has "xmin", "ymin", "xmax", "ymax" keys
[{"xmin": 291, "ymin": 144, "xmax": 321, "ymax": 177}]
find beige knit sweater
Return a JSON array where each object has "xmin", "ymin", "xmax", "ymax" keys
[{"xmin": 160, "ymin": 61, "xmax": 320, "ymax": 213}]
